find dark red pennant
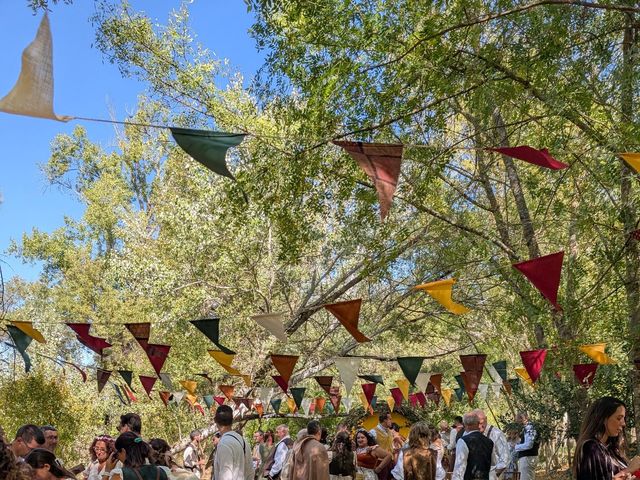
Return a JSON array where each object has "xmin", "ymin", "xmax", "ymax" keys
[
  {"xmin": 573, "ymin": 363, "xmax": 598, "ymax": 388},
  {"xmin": 214, "ymin": 396, "xmax": 226, "ymax": 406},
  {"xmin": 96, "ymin": 368, "xmax": 112, "ymax": 393},
  {"xmin": 460, "ymin": 354, "xmax": 487, "ymax": 374},
  {"xmin": 487, "ymin": 146, "xmax": 569, "ymax": 170},
  {"xmin": 314, "ymin": 376, "xmax": 333, "ymax": 395},
  {"xmin": 513, "ymin": 251, "xmax": 564, "ymax": 311},
  {"xmin": 408, "ymin": 393, "xmax": 419, "ymax": 407},
  {"xmin": 272, "ymin": 375, "xmax": 289, "ymax": 394},
  {"xmin": 361, "ymin": 383, "xmax": 376, "ymax": 405},
  {"xmin": 429, "ymin": 373, "xmax": 442, "ymax": 393},
  {"xmin": 415, "ymin": 391, "xmax": 427, "ymax": 408},
  {"xmin": 390, "ymin": 387, "xmax": 404, "ymax": 407},
  {"xmin": 520, "ymin": 349, "xmax": 548, "ymax": 383},
  {"xmin": 139, "ymin": 375, "xmax": 157, "ymax": 397},
  {"xmin": 460, "ymin": 371, "xmax": 482, "ymax": 403},
  {"xmin": 142, "ymin": 343, "xmax": 171, "ymax": 376},
  {"xmin": 66, "ymin": 323, "xmax": 112, "ymax": 355}
]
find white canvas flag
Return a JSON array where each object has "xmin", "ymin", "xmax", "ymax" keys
[
  {"xmin": 415, "ymin": 372, "xmax": 431, "ymax": 393},
  {"xmin": 251, "ymin": 313, "xmax": 287, "ymax": 342},
  {"xmin": 342, "ymin": 397, "xmax": 353, "ymax": 413},
  {"xmin": 301, "ymin": 398, "xmax": 312, "ymax": 416},
  {"xmin": 334, "ymin": 357, "xmax": 362, "ymax": 394},
  {"xmin": 478, "ymin": 384, "xmax": 489, "ymax": 400}
]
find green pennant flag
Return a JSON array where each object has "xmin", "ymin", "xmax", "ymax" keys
[
  {"xmin": 358, "ymin": 375, "xmax": 385, "ymax": 385},
  {"xmin": 270, "ymin": 398, "xmax": 282, "ymax": 414},
  {"xmin": 397, "ymin": 357, "xmax": 425, "ymax": 385},
  {"xmin": 454, "ymin": 374, "xmax": 466, "ymax": 392},
  {"xmin": 203, "ymin": 395, "xmax": 214, "ymax": 409},
  {"xmin": 370, "ymin": 395, "xmax": 377, "ymax": 410},
  {"xmin": 112, "ymin": 383, "xmax": 128, "ymax": 406},
  {"xmin": 190, "ymin": 316, "xmax": 235, "ymax": 354},
  {"xmin": 7, "ymin": 325, "xmax": 32, "ymax": 372},
  {"xmin": 290, "ymin": 387, "xmax": 306, "ymax": 410},
  {"xmin": 454, "ymin": 387, "xmax": 464, "ymax": 401},
  {"xmin": 118, "ymin": 370, "xmax": 135, "ymax": 390},
  {"xmin": 492, "ymin": 361, "xmax": 508, "ymax": 381},
  {"xmin": 170, "ymin": 128, "xmax": 246, "ymax": 180},
  {"xmin": 326, "ymin": 402, "xmax": 334, "ymax": 414}
]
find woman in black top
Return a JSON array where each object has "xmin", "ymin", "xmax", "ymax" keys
[
  {"xmin": 574, "ymin": 396, "xmax": 640, "ymax": 480},
  {"xmin": 329, "ymin": 432, "xmax": 356, "ymax": 479},
  {"xmin": 104, "ymin": 432, "xmax": 168, "ymax": 480}
]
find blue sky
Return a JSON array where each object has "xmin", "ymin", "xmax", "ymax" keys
[{"xmin": 0, "ymin": 1, "xmax": 263, "ymax": 281}]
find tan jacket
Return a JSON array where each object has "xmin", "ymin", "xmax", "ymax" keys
[{"xmin": 290, "ymin": 436, "xmax": 330, "ymax": 480}]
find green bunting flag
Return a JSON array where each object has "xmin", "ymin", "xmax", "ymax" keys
[
  {"xmin": 454, "ymin": 387, "xmax": 464, "ymax": 401},
  {"xmin": 397, "ymin": 357, "xmax": 425, "ymax": 385},
  {"xmin": 7, "ymin": 325, "xmax": 33, "ymax": 372},
  {"xmin": 190, "ymin": 316, "xmax": 235, "ymax": 354},
  {"xmin": 112, "ymin": 383, "xmax": 128, "ymax": 406},
  {"xmin": 270, "ymin": 398, "xmax": 282, "ymax": 414},
  {"xmin": 358, "ymin": 374, "xmax": 385, "ymax": 385},
  {"xmin": 170, "ymin": 128, "xmax": 246, "ymax": 180},
  {"xmin": 492, "ymin": 361, "xmax": 508, "ymax": 381},
  {"xmin": 454, "ymin": 374, "xmax": 465, "ymax": 392},
  {"xmin": 203, "ymin": 395, "xmax": 214, "ymax": 409},
  {"xmin": 118, "ymin": 370, "xmax": 135, "ymax": 390},
  {"xmin": 290, "ymin": 387, "xmax": 306, "ymax": 410}
]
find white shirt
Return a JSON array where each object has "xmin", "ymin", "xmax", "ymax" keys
[
  {"xmin": 390, "ymin": 448, "xmax": 404, "ymax": 480},
  {"xmin": 184, "ymin": 442, "xmax": 201, "ymax": 478},
  {"xmin": 484, "ymin": 424, "xmax": 509, "ymax": 480},
  {"xmin": 452, "ymin": 431, "xmax": 496, "ymax": 480},
  {"xmin": 448, "ymin": 427, "xmax": 461, "ymax": 450},
  {"xmin": 214, "ymin": 431, "xmax": 254, "ymax": 480},
  {"xmin": 269, "ymin": 436, "xmax": 290, "ymax": 476},
  {"xmin": 369, "ymin": 424, "xmax": 388, "ymax": 440},
  {"xmin": 514, "ymin": 422, "xmax": 537, "ymax": 454},
  {"xmin": 84, "ymin": 460, "xmax": 123, "ymax": 480}
]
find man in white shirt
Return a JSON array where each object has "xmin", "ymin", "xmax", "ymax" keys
[
  {"xmin": 266, "ymin": 424, "xmax": 291, "ymax": 479},
  {"xmin": 473, "ymin": 409, "xmax": 508, "ymax": 480},
  {"xmin": 452, "ymin": 412, "xmax": 495, "ymax": 480},
  {"xmin": 213, "ymin": 405, "xmax": 254, "ymax": 480},
  {"xmin": 513, "ymin": 411, "xmax": 539, "ymax": 480}
]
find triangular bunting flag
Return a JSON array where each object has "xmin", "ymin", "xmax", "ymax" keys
[
  {"xmin": 190, "ymin": 317, "xmax": 234, "ymax": 354},
  {"xmin": 513, "ymin": 252, "xmax": 564, "ymax": 311},
  {"xmin": 219, "ymin": 385, "xmax": 235, "ymax": 401},
  {"xmin": 329, "ymin": 394, "xmax": 342, "ymax": 414},
  {"xmin": 250, "ymin": 313, "xmax": 287, "ymax": 342},
  {"xmin": 159, "ymin": 391, "xmax": 171, "ymax": 407},
  {"xmin": 415, "ymin": 391, "xmax": 427, "ymax": 408},
  {"xmin": 460, "ymin": 354, "xmax": 486, "ymax": 374},
  {"xmin": 286, "ymin": 397, "xmax": 297, "ymax": 413},
  {"xmin": 477, "ymin": 384, "xmax": 489, "ymax": 400},
  {"xmin": 573, "ymin": 363, "xmax": 598, "ymax": 388},
  {"xmin": 208, "ymin": 350, "xmax": 241, "ymax": 374},
  {"xmin": 460, "ymin": 371, "xmax": 482, "ymax": 403},
  {"xmin": 314, "ymin": 397, "xmax": 326, "ymax": 414},
  {"xmin": 118, "ymin": 370, "xmax": 135, "ymax": 390},
  {"xmin": 454, "ymin": 387, "xmax": 464, "ymax": 401},
  {"xmin": 290, "ymin": 387, "xmax": 306, "ymax": 410},
  {"xmin": 414, "ymin": 279, "xmax": 470, "ymax": 315},
  {"xmin": 359, "ymin": 375, "xmax": 385, "ymax": 385},
  {"xmin": 256, "ymin": 402, "xmax": 264, "ymax": 417},
  {"xmin": 334, "ymin": 357, "xmax": 362, "ymax": 394},
  {"xmin": 361, "ymin": 383, "xmax": 376, "ymax": 405},
  {"xmin": 396, "ymin": 379, "xmax": 410, "ymax": 400},
  {"xmin": 386, "ymin": 395, "xmax": 395, "ymax": 412},
  {"xmin": 270, "ymin": 398, "xmax": 282, "ymax": 414},
  {"xmin": 429, "ymin": 373, "xmax": 442, "ymax": 393},
  {"xmin": 66, "ymin": 323, "xmax": 112, "ymax": 355},
  {"xmin": 180, "ymin": 380, "xmax": 197, "ymax": 395},
  {"xmin": 270, "ymin": 354, "xmax": 299, "ymax": 383},
  {"xmin": 96, "ymin": 368, "xmax": 111, "ymax": 394},
  {"xmin": 272, "ymin": 375, "xmax": 289, "ymax": 394},
  {"xmin": 124, "ymin": 323, "xmax": 151, "ymax": 347},
  {"xmin": 159, "ymin": 373, "xmax": 174, "ymax": 390},
  {"xmin": 196, "ymin": 373, "xmax": 214, "ymax": 385},
  {"xmin": 397, "ymin": 357, "xmax": 425, "ymax": 385},
  {"xmin": 520, "ymin": 349, "xmax": 547, "ymax": 383},
  {"xmin": 415, "ymin": 372, "xmax": 431, "ymax": 393},
  {"xmin": 172, "ymin": 392, "xmax": 185, "ymax": 404},
  {"xmin": 112, "ymin": 383, "xmax": 128, "ymax": 406},
  {"xmin": 214, "ymin": 396, "xmax": 226, "ymax": 406},
  {"xmin": 514, "ymin": 367, "xmax": 534, "ymax": 386},
  {"xmin": 10, "ymin": 321, "xmax": 45, "ymax": 343},
  {"xmin": 490, "ymin": 361, "xmax": 508, "ymax": 382},
  {"xmin": 408, "ymin": 393, "xmax": 419, "ymax": 408},
  {"xmin": 142, "ymin": 343, "xmax": 171, "ymax": 376},
  {"xmin": 301, "ymin": 397, "xmax": 312, "ymax": 415},
  {"xmin": 441, "ymin": 388, "xmax": 453, "ymax": 406},
  {"xmin": 139, "ymin": 375, "xmax": 157, "ymax": 397},
  {"xmin": 487, "ymin": 146, "xmax": 568, "ymax": 170},
  {"xmin": 390, "ymin": 387, "xmax": 404, "ymax": 407},
  {"xmin": 123, "ymin": 384, "xmax": 137, "ymax": 403},
  {"xmin": 203, "ymin": 395, "xmax": 214, "ymax": 409},
  {"xmin": 7, "ymin": 325, "xmax": 32, "ymax": 372},
  {"xmin": 324, "ymin": 299, "xmax": 370, "ymax": 342},
  {"xmin": 314, "ymin": 376, "xmax": 333, "ymax": 395},
  {"xmin": 579, "ymin": 343, "xmax": 616, "ymax": 365},
  {"xmin": 491, "ymin": 383, "xmax": 502, "ymax": 398}
]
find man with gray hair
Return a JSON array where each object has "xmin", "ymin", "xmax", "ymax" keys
[
  {"xmin": 184, "ymin": 429, "xmax": 204, "ymax": 478},
  {"xmin": 264, "ymin": 424, "xmax": 293, "ymax": 479},
  {"xmin": 452, "ymin": 412, "xmax": 495, "ymax": 480},
  {"xmin": 472, "ymin": 409, "xmax": 508, "ymax": 480}
]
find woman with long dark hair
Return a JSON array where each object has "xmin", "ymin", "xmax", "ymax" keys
[
  {"xmin": 355, "ymin": 430, "xmax": 391, "ymax": 480},
  {"xmin": 329, "ymin": 431, "xmax": 356, "ymax": 479},
  {"xmin": 574, "ymin": 396, "xmax": 640, "ymax": 479},
  {"xmin": 25, "ymin": 448, "xmax": 74, "ymax": 479},
  {"xmin": 103, "ymin": 432, "xmax": 168, "ymax": 480}
]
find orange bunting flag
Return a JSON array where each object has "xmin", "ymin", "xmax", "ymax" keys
[
  {"xmin": 396, "ymin": 379, "xmax": 410, "ymax": 401},
  {"xmin": 513, "ymin": 252, "xmax": 564, "ymax": 311},
  {"xmin": 333, "ymin": 141, "xmax": 403, "ymax": 221},
  {"xmin": 324, "ymin": 299, "xmax": 370, "ymax": 343},
  {"xmin": 185, "ymin": 394, "xmax": 197, "ymax": 406},
  {"xmin": 387, "ymin": 395, "xmax": 395, "ymax": 412},
  {"xmin": 429, "ymin": 373, "xmax": 443, "ymax": 393},
  {"xmin": 579, "ymin": 343, "xmax": 616, "ymax": 365},
  {"xmin": 270, "ymin": 354, "xmax": 299, "ymax": 384},
  {"xmin": 460, "ymin": 354, "xmax": 487, "ymax": 374},
  {"xmin": 11, "ymin": 321, "xmax": 46, "ymax": 343},
  {"xmin": 180, "ymin": 380, "xmax": 197, "ymax": 395},
  {"xmin": 414, "ymin": 279, "xmax": 470, "ymax": 315},
  {"xmin": 234, "ymin": 374, "xmax": 252, "ymax": 387},
  {"xmin": 315, "ymin": 397, "xmax": 326, "ymax": 413},
  {"xmin": 208, "ymin": 350, "xmax": 241, "ymax": 375},
  {"xmin": 621, "ymin": 153, "xmax": 640, "ymax": 173},
  {"xmin": 124, "ymin": 323, "xmax": 151, "ymax": 347},
  {"xmin": 286, "ymin": 397, "xmax": 297, "ymax": 413},
  {"xmin": 219, "ymin": 385, "xmax": 235, "ymax": 401},
  {"xmin": 460, "ymin": 371, "xmax": 482, "ymax": 403},
  {"xmin": 159, "ymin": 391, "xmax": 170, "ymax": 407},
  {"xmin": 256, "ymin": 402, "xmax": 264, "ymax": 417}
]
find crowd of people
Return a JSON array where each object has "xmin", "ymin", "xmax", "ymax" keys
[{"xmin": 1, "ymin": 396, "xmax": 639, "ymax": 480}]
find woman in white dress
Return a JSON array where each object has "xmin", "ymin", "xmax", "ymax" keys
[{"xmin": 355, "ymin": 430, "xmax": 392, "ymax": 480}]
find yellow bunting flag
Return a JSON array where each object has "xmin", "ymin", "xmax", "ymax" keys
[
  {"xmin": 286, "ymin": 397, "xmax": 297, "ymax": 413},
  {"xmin": 208, "ymin": 350, "xmax": 241, "ymax": 375},
  {"xmin": 441, "ymin": 388, "xmax": 453, "ymax": 406},
  {"xmin": 579, "ymin": 343, "xmax": 616, "ymax": 365},
  {"xmin": 234, "ymin": 374, "xmax": 252, "ymax": 387},
  {"xmin": 515, "ymin": 367, "xmax": 534, "ymax": 387},
  {"xmin": 396, "ymin": 379, "xmax": 410, "ymax": 401},
  {"xmin": 621, "ymin": 153, "xmax": 640, "ymax": 173},
  {"xmin": 414, "ymin": 278, "xmax": 470, "ymax": 315},
  {"xmin": 11, "ymin": 321, "xmax": 46, "ymax": 343},
  {"xmin": 180, "ymin": 380, "xmax": 197, "ymax": 395},
  {"xmin": 185, "ymin": 393, "xmax": 197, "ymax": 406},
  {"xmin": 358, "ymin": 392, "xmax": 369, "ymax": 410},
  {"xmin": 387, "ymin": 395, "xmax": 395, "ymax": 412}
]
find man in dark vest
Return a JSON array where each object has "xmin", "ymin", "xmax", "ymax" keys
[{"xmin": 451, "ymin": 412, "xmax": 495, "ymax": 480}]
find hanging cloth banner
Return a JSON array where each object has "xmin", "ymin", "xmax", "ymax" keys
[
  {"xmin": 330, "ymin": 393, "xmax": 342, "ymax": 414},
  {"xmin": 359, "ymin": 374, "xmax": 385, "ymax": 385},
  {"xmin": 10, "ymin": 321, "xmax": 45, "ymax": 343},
  {"xmin": 333, "ymin": 141, "xmax": 403, "ymax": 221},
  {"xmin": 441, "ymin": 388, "xmax": 453, "ymax": 406},
  {"xmin": 172, "ymin": 392, "xmax": 185, "ymax": 404},
  {"xmin": 454, "ymin": 387, "xmax": 464, "ymax": 401},
  {"xmin": 460, "ymin": 354, "xmax": 487, "ymax": 374},
  {"xmin": 477, "ymin": 384, "xmax": 489, "ymax": 401},
  {"xmin": 0, "ymin": 14, "xmax": 71, "ymax": 122},
  {"xmin": 7, "ymin": 325, "xmax": 33, "ymax": 372},
  {"xmin": 139, "ymin": 376, "xmax": 157, "ymax": 397},
  {"xmin": 386, "ymin": 395, "xmax": 396, "ymax": 412},
  {"xmin": 573, "ymin": 363, "xmax": 598, "ymax": 388},
  {"xmin": 341, "ymin": 397, "xmax": 353, "ymax": 413},
  {"xmin": 250, "ymin": 313, "xmax": 288, "ymax": 342},
  {"xmin": 185, "ymin": 394, "xmax": 197, "ymax": 406},
  {"xmin": 270, "ymin": 397, "xmax": 282, "ymax": 414},
  {"xmin": 408, "ymin": 393, "xmax": 419, "ymax": 408},
  {"xmin": 196, "ymin": 373, "xmax": 214, "ymax": 385},
  {"xmin": 170, "ymin": 128, "xmax": 246, "ymax": 179},
  {"xmin": 513, "ymin": 251, "xmax": 564, "ymax": 311},
  {"xmin": 415, "ymin": 391, "xmax": 427, "ymax": 408},
  {"xmin": 362, "ymin": 383, "xmax": 377, "ymax": 405},
  {"xmin": 273, "ymin": 375, "xmax": 289, "ymax": 394},
  {"xmin": 397, "ymin": 357, "xmax": 425, "ymax": 386},
  {"xmin": 259, "ymin": 387, "xmax": 273, "ymax": 405},
  {"xmin": 426, "ymin": 383, "xmax": 441, "ymax": 405},
  {"xmin": 270, "ymin": 354, "xmax": 299, "ymax": 384},
  {"xmin": 234, "ymin": 373, "xmax": 252, "ymax": 387},
  {"xmin": 491, "ymin": 361, "xmax": 508, "ymax": 382},
  {"xmin": 124, "ymin": 323, "xmax": 151, "ymax": 348},
  {"xmin": 180, "ymin": 380, "xmax": 197, "ymax": 395},
  {"xmin": 315, "ymin": 397, "xmax": 326, "ymax": 413},
  {"xmin": 118, "ymin": 370, "xmax": 135, "ymax": 390},
  {"xmin": 491, "ymin": 383, "xmax": 503, "ymax": 398},
  {"xmin": 579, "ymin": 343, "xmax": 616, "ymax": 365},
  {"xmin": 143, "ymin": 344, "xmax": 171, "ymax": 376},
  {"xmin": 454, "ymin": 375, "xmax": 466, "ymax": 393},
  {"xmin": 620, "ymin": 153, "xmax": 640, "ymax": 173},
  {"xmin": 415, "ymin": 373, "xmax": 431, "ymax": 393},
  {"xmin": 208, "ymin": 350, "xmax": 241, "ymax": 375},
  {"xmin": 429, "ymin": 374, "xmax": 443, "ymax": 393},
  {"xmin": 286, "ymin": 397, "xmax": 297, "ymax": 413},
  {"xmin": 520, "ymin": 349, "xmax": 547, "ymax": 383},
  {"xmin": 96, "ymin": 368, "xmax": 112, "ymax": 394},
  {"xmin": 396, "ymin": 379, "xmax": 410, "ymax": 401},
  {"xmin": 460, "ymin": 371, "xmax": 481, "ymax": 403},
  {"xmin": 159, "ymin": 373, "xmax": 174, "ymax": 390},
  {"xmin": 112, "ymin": 383, "xmax": 128, "ymax": 406},
  {"xmin": 203, "ymin": 395, "xmax": 214, "ymax": 409},
  {"xmin": 159, "ymin": 391, "xmax": 171, "ymax": 407},
  {"xmin": 514, "ymin": 367, "xmax": 534, "ymax": 387},
  {"xmin": 256, "ymin": 402, "xmax": 264, "ymax": 417},
  {"xmin": 487, "ymin": 146, "xmax": 568, "ymax": 170},
  {"xmin": 390, "ymin": 387, "xmax": 404, "ymax": 407},
  {"xmin": 190, "ymin": 317, "xmax": 235, "ymax": 354},
  {"xmin": 214, "ymin": 396, "xmax": 226, "ymax": 406},
  {"xmin": 334, "ymin": 357, "xmax": 362, "ymax": 394},
  {"xmin": 314, "ymin": 376, "xmax": 333, "ymax": 395},
  {"xmin": 219, "ymin": 385, "xmax": 235, "ymax": 401},
  {"xmin": 66, "ymin": 323, "xmax": 112, "ymax": 355},
  {"xmin": 296, "ymin": 394, "xmax": 310, "ymax": 413},
  {"xmin": 324, "ymin": 299, "xmax": 370, "ymax": 343},
  {"xmin": 123, "ymin": 384, "xmax": 137, "ymax": 403},
  {"xmin": 359, "ymin": 392, "xmax": 373, "ymax": 414},
  {"xmin": 414, "ymin": 279, "xmax": 470, "ymax": 315}
]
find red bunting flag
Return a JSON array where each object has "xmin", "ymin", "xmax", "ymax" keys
[
  {"xmin": 429, "ymin": 373, "xmax": 442, "ymax": 393},
  {"xmin": 96, "ymin": 368, "xmax": 111, "ymax": 393},
  {"xmin": 513, "ymin": 251, "xmax": 564, "ymax": 311},
  {"xmin": 415, "ymin": 391, "xmax": 427, "ymax": 408},
  {"xmin": 142, "ymin": 344, "xmax": 171, "ymax": 376},
  {"xmin": 390, "ymin": 387, "xmax": 404, "ymax": 407},
  {"xmin": 139, "ymin": 376, "xmax": 157, "ymax": 397},
  {"xmin": 214, "ymin": 396, "xmax": 226, "ymax": 406},
  {"xmin": 487, "ymin": 146, "xmax": 569, "ymax": 170},
  {"xmin": 314, "ymin": 376, "xmax": 333, "ymax": 395},
  {"xmin": 219, "ymin": 385, "xmax": 235, "ymax": 401},
  {"xmin": 194, "ymin": 404, "xmax": 205, "ymax": 415},
  {"xmin": 324, "ymin": 299, "xmax": 370, "ymax": 343},
  {"xmin": 66, "ymin": 323, "xmax": 112, "ymax": 355},
  {"xmin": 460, "ymin": 354, "xmax": 487, "ymax": 374},
  {"xmin": 361, "ymin": 383, "xmax": 376, "ymax": 405},
  {"xmin": 159, "ymin": 391, "xmax": 170, "ymax": 407},
  {"xmin": 123, "ymin": 384, "xmax": 137, "ymax": 403},
  {"xmin": 460, "ymin": 371, "xmax": 482, "ymax": 403},
  {"xmin": 333, "ymin": 141, "xmax": 403, "ymax": 220},
  {"xmin": 573, "ymin": 363, "xmax": 598, "ymax": 388},
  {"xmin": 520, "ymin": 349, "xmax": 547, "ymax": 383},
  {"xmin": 272, "ymin": 375, "xmax": 289, "ymax": 394},
  {"xmin": 270, "ymin": 354, "xmax": 299, "ymax": 383},
  {"xmin": 408, "ymin": 393, "xmax": 419, "ymax": 407}
]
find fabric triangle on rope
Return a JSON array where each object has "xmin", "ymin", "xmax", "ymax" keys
[
  {"xmin": 513, "ymin": 251, "xmax": 564, "ymax": 311},
  {"xmin": 520, "ymin": 349, "xmax": 547, "ymax": 383},
  {"xmin": 190, "ymin": 317, "xmax": 235, "ymax": 354},
  {"xmin": 573, "ymin": 363, "xmax": 598, "ymax": 388},
  {"xmin": 139, "ymin": 375, "xmax": 157, "ymax": 397},
  {"xmin": 270, "ymin": 354, "xmax": 299, "ymax": 384},
  {"xmin": 290, "ymin": 387, "xmax": 306, "ymax": 410},
  {"xmin": 324, "ymin": 299, "xmax": 370, "ymax": 343},
  {"xmin": 66, "ymin": 323, "xmax": 112, "ymax": 356},
  {"xmin": 460, "ymin": 354, "xmax": 486, "ymax": 374},
  {"xmin": 397, "ymin": 357, "xmax": 425, "ymax": 385},
  {"xmin": 7, "ymin": 325, "xmax": 32, "ymax": 372},
  {"xmin": 10, "ymin": 321, "xmax": 45, "ymax": 343},
  {"xmin": 414, "ymin": 279, "xmax": 470, "ymax": 315},
  {"xmin": 314, "ymin": 376, "xmax": 333, "ymax": 395},
  {"xmin": 96, "ymin": 368, "xmax": 111, "ymax": 394},
  {"xmin": 250, "ymin": 313, "xmax": 287, "ymax": 342},
  {"xmin": 359, "ymin": 374, "xmax": 384, "ymax": 385},
  {"xmin": 487, "ymin": 146, "xmax": 568, "ymax": 170}
]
